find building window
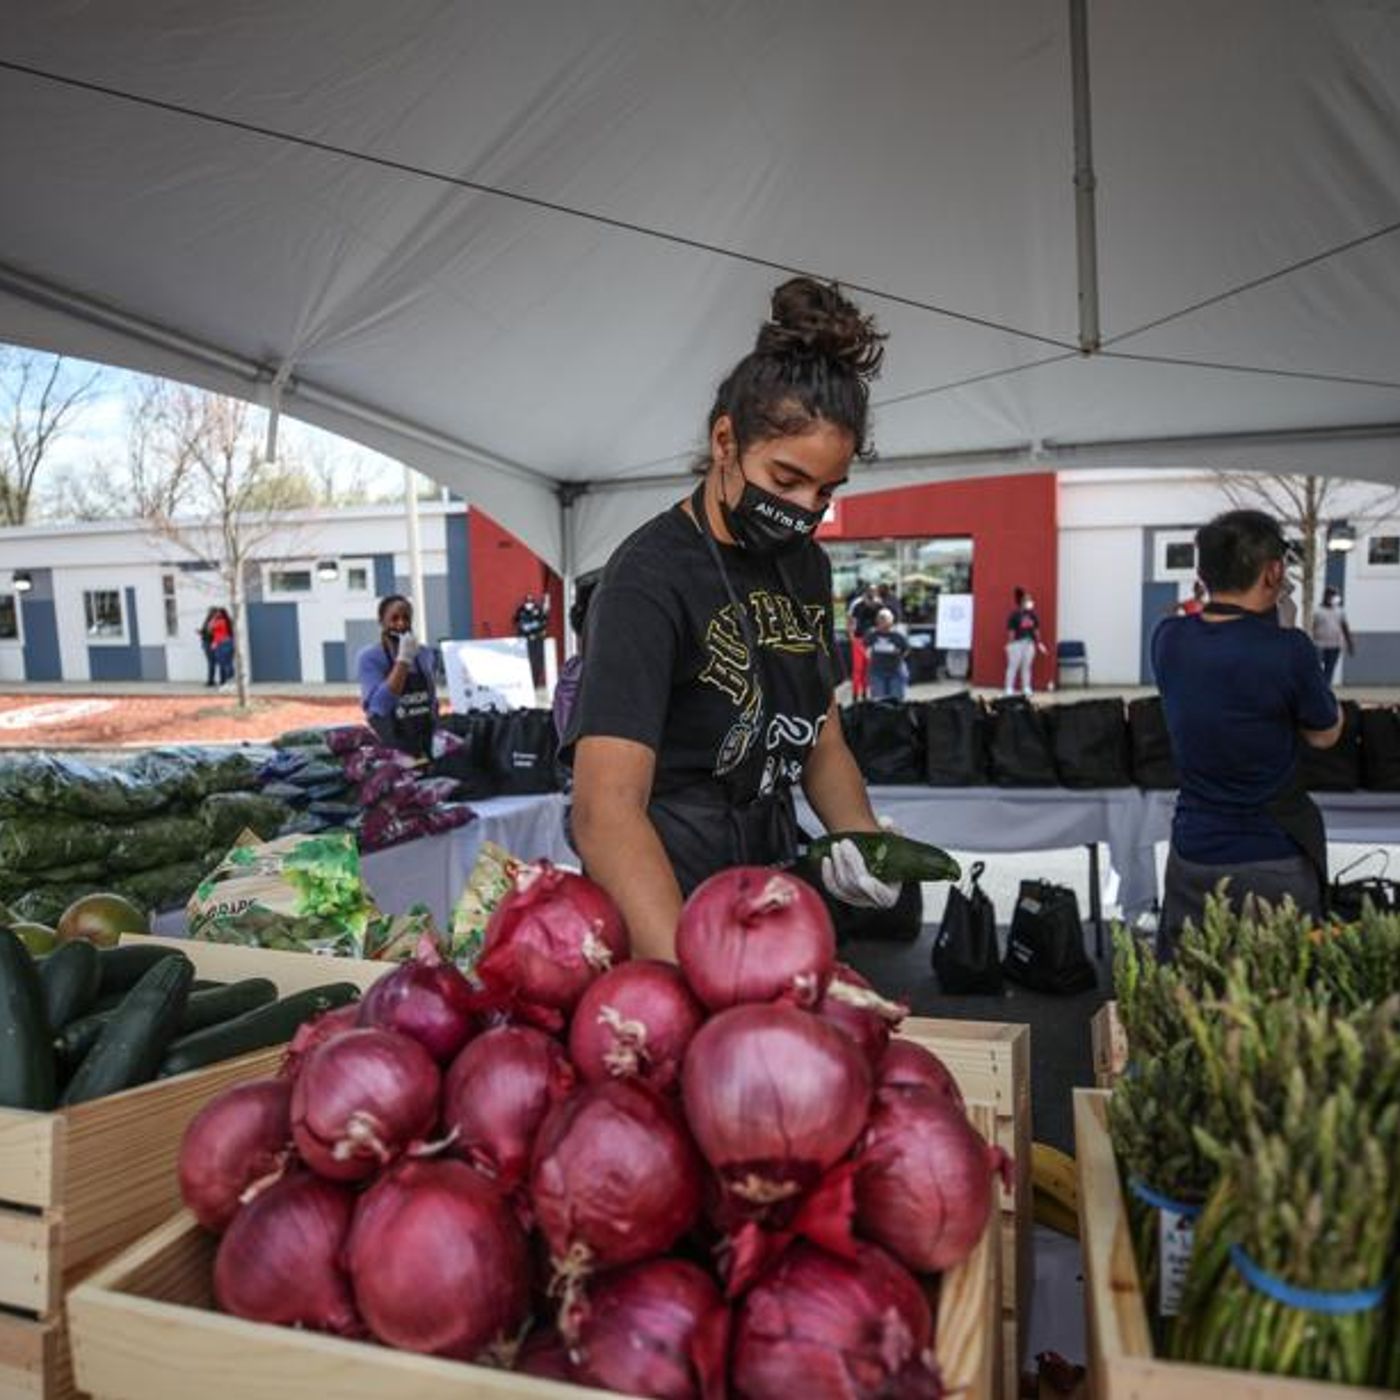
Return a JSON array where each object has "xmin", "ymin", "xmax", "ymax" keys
[
  {"xmin": 0, "ymin": 593, "xmax": 18, "ymax": 642},
  {"xmin": 84, "ymin": 589, "xmax": 125, "ymax": 640},
  {"xmin": 1367, "ymin": 535, "xmax": 1400, "ymax": 567},
  {"xmin": 266, "ymin": 567, "xmax": 313, "ymax": 594},
  {"xmin": 162, "ymin": 575, "xmax": 178, "ymax": 638},
  {"xmin": 346, "ymin": 565, "xmax": 370, "ymax": 592},
  {"xmin": 1164, "ymin": 541, "xmax": 1195, "ymax": 571}
]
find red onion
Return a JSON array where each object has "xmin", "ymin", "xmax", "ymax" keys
[
  {"xmin": 814, "ymin": 963, "xmax": 906, "ymax": 1067},
  {"xmin": 282, "ymin": 1004, "xmax": 361, "ymax": 1078},
  {"xmin": 682, "ymin": 1004, "xmax": 871, "ymax": 1210},
  {"xmin": 516, "ymin": 1327, "xmax": 575, "ymax": 1381},
  {"xmin": 569, "ymin": 959, "xmax": 705, "ymax": 1091},
  {"xmin": 476, "ymin": 862, "xmax": 629, "ymax": 1029},
  {"xmin": 676, "ymin": 866, "xmax": 835, "ymax": 1010},
  {"xmin": 290, "ymin": 1028, "xmax": 440, "ymax": 1182},
  {"xmin": 531, "ymin": 1079, "xmax": 703, "ymax": 1276},
  {"xmin": 732, "ymin": 1240, "xmax": 941, "ymax": 1398},
  {"xmin": 568, "ymin": 1258, "xmax": 730, "ymax": 1400},
  {"xmin": 855, "ymin": 1084, "xmax": 995, "ymax": 1273},
  {"xmin": 357, "ymin": 934, "xmax": 479, "ymax": 1063},
  {"xmin": 345, "ymin": 1158, "xmax": 530, "ymax": 1360},
  {"xmin": 442, "ymin": 1025, "xmax": 574, "ymax": 1192},
  {"xmin": 876, "ymin": 1040, "xmax": 966, "ymax": 1112},
  {"xmin": 179, "ymin": 1078, "xmax": 292, "ymax": 1232},
  {"xmin": 213, "ymin": 1172, "xmax": 361, "ymax": 1336}
]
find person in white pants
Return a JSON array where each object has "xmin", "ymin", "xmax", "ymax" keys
[{"xmin": 1004, "ymin": 589, "xmax": 1045, "ymax": 696}]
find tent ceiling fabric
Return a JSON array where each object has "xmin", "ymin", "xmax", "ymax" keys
[{"xmin": 2, "ymin": 0, "xmax": 1399, "ymax": 574}]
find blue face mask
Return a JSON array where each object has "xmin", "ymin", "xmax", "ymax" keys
[{"xmin": 720, "ymin": 458, "xmax": 826, "ymax": 555}]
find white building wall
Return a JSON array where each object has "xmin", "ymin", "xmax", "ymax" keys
[{"xmin": 1057, "ymin": 527, "xmax": 1143, "ymax": 684}]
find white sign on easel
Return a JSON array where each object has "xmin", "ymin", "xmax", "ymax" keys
[
  {"xmin": 441, "ymin": 638, "xmax": 535, "ymax": 712},
  {"xmin": 935, "ymin": 593, "xmax": 974, "ymax": 650}
]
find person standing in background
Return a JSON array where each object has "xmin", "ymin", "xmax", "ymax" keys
[
  {"xmin": 866, "ymin": 608, "xmax": 909, "ymax": 701},
  {"xmin": 207, "ymin": 608, "xmax": 234, "ymax": 690},
  {"xmin": 876, "ymin": 581, "xmax": 903, "ymax": 623},
  {"xmin": 1004, "ymin": 587, "xmax": 1045, "ymax": 696},
  {"xmin": 356, "ymin": 594, "xmax": 438, "ymax": 757},
  {"xmin": 1311, "ymin": 586, "xmax": 1355, "ymax": 684},
  {"xmin": 515, "ymin": 592, "xmax": 549, "ymax": 688},
  {"xmin": 1175, "ymin": 580, "xmax": 1207, "ymax": 616},
  {"xmin": 197, "ymin": 607, "xmax": 219, "ymax": 687},
  {"xmin": 846, "ymin": 581, "xmax": 879, "ymax": 700}
]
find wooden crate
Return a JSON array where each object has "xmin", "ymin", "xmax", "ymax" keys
[
  {"xmin": 1074, "ymin": 1088, "xmax": 1396, "ymax": 1400},
  {"xmin": 1089, "ymin": 1001, "xmax": 1127, "ymax": 1088},
  {"xmin": 903, "ymin": 1016, "xmax": 1029, "ymax": 1397},
  {"xmin": 0, "ymin": 937, "xmax": 385, "ymax": 1400},
  {"xmin": 67, "ymin": 1114, "xmax": 1000, "ymax": 1400}
]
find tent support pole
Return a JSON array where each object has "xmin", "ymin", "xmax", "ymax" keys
[
  {"xmin": 1069, "ymin": 0, "xmax": 1101, "ymax": 354},
  {"xmin": 404, "ymin": 463, "xmax": 426, "ymax": 630},
  {"xmin": 558, "ymin": 483, "xmax": 588, "ymax": 661}
]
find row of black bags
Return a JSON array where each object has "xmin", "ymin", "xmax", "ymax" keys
[
  {"xmin": 436, "ymin": 709, "xmax": 561, "ymax": 798},
  {"xmin": 933, "ymin": 865, "xmax": 1097, "ymax": 996},
  {"xmin": 843, "ymin": 693, "xmax": 1400, "ymax": 793}
]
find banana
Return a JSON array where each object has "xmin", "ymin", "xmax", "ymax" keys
[
  {"xmin": 1033, "ymin": 1187, "xmax": 1080, "ymax": 1239},
  {"xmin": 1031, "ymin": 1141, "xmax": 1078, "ymax": 1214}
]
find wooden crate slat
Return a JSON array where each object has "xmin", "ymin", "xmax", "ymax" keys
[
  {"xmin": 120, "ymin": 936, "xmax": 389, "ymax": 996},
  {"xmin": 0, "ymin": 1312, "xmax": 64, "ymax": 1399},
  {"xmin": 0, "ymin": 1112, "xmax": 61, "ymax": 1213},
  {"xmin": 0, "ymin": 1207, "xmax": 61, "ymax": 1318},
  {"xmin": 1090, "ymin": 1002, "xmax": 1127, "ymax": 1089}
]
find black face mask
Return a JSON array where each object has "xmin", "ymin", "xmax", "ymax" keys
[{"xmin": 719, "ymin": 457, "xmax": 826, "ymax": 555}]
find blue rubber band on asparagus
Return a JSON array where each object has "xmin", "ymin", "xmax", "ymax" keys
[
  {"xmin": 1229, "ymin": 1245, "xmax": 1389, "ymax": 1315},
  {"xmin": 1126, "ymin": 1177, "xmax": 1202, "ymax": 1220}
]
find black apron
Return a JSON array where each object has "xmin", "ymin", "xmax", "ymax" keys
[
  {"xmin": 368, "ymin": 645, "xmax": 436, "ymax": 759},
  {"xmin": 643, "ymin": 487, "xmax": 834, "ymax": 896},
  {"xmin": 1200, "ymin": 603, "xmax": 1329, "ymax": 897}
]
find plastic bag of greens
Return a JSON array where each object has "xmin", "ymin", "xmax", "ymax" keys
[
  {"xmin": 116, "ymin": 859, "xmax": 211, "ymax": 911},
  {"xmin": 200, "ymin": 791, "xmax": 291, "ymax": 847},
  {"xmin": 0, "ymin": 816, "xmax": 111, "ymax": 872},
  {"xmin": 363, "ymin": 903, "xmax": 443, "ymax": 961},
  {"xmin": 448, "ymin": 841, "xmax": 521, "ymax": 967},
  {"xmin": 106, "ymin": 815, "xmax": 211, "ymax": 872},
  {"xmin": 0, "ymin": 753, "xmax": 167, "ymax": 819},
  {"xmin": 34, "ymin": 860, "xmax": 108, "ymax": 885},
  {"xmin": 187, "ymin": 829, "xmax": 378, "ymax": 955},
  {"xmin": 273, "ymin": 727, "xmax": 329, "ymax": 749},
  {"xmin": 12, "ymin": 884, "xmax": 112, "ymax": 925}
]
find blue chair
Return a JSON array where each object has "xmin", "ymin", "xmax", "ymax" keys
[{"xmin": 1057, "ymin": 640, "xmax": 1089, "ymax": 687}]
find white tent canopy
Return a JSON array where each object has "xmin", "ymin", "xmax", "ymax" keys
[{"xmin": 2, "ymin": 1, "xmax": 1399, "ymax": 575}]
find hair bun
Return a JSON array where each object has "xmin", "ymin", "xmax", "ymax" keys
[{"xmin": 755, "ymin": 276, "xmax": 885, "ymax": 376}]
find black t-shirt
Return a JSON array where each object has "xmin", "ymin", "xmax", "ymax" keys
[
  {"xmin": 566, "ymin": 502, "xmax": 837, "ymax": 802},
  {"xmin": 866, "ymin": 628, "xmax": 909, "ymax": 675},
  {"xmin": 1007, "ymin": 607, "xmax": 1039, "ymax": 641},
  {"xmin": 514, "ymin": 600, "xmax": 548, "ymax": 639},
  {"xmin": 848, "ymin": 597, "xmax": 880, "ymax": 639}
]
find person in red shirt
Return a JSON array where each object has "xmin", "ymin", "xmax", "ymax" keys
[
  {"xmin": 1175, "ymin": 580, "xmax": 1207, "ymax": 616},
  {"xmin": 207, "ymin": 608, "xmax": 234, "ymax": 688}
]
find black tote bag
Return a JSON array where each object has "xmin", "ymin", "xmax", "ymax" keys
[
  {"xmin": 986, "ymin": 697, "xmax": 1057, "ymax": 787},
  {"xmin": 1128, "ymin": 696, "xmax": 1179, "ymax": 790},
  {"xmin": 922, "ymin": 691, "xmax": 989, "ymax": 786},
  {"xmin": 1329, "ymin": 851, "xmax": 1400, "ymax": 922},
  {"xmin": 932, "ymin": 861, "xmax": 1002, "ymax": 993},
  {"xmin": 487, "ymin": 709, "xmax": 560, "ymax": 795},
  {"xmin": 1361, "ymin": 706, "xmax": 1400, "ymax": 792},
  {"xmin": 1002, "ymin": 879, "xmax": 1097, "ymax": 994},
  {"xmin": 434, "ymin": 710, "xmax": 501, "ymax": 799},
  {"xmin": 842, "ymin": 701, "xmax": 926, "ymax": 785},
  {"xmin": 1048, "ymin": 699, "xmax": 1132, "ymax": 788},
  {"xmin": 1299, "ymin": 699, "xmax": 1361, "ymax": 792}
]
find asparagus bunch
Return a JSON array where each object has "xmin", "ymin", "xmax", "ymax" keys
[{"xmin": 1174, "ymin": 990, "xmax": 1400, "ymax": 1383}]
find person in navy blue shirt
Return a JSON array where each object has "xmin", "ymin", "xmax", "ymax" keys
[
  {"xmin": 355, "ymin": 594, "xmax": 438, "ymax": 758},
  {"xmin": 1152, "ymin": 510, "xmax": 1341, "ymax": 951}
]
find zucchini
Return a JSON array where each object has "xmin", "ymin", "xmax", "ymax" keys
[
  {"xmin": 0, "ymin": 928, "xmax": 57, "ymax": 1110},
  {"xmin": 180, "ymin": 979, "xmax": 278, "ymax": 1034},
  {"xmin": 158, "ymin": 983, "xmax": 360, "ymax": 1079},
  {"xmin": 61, "ymin": 955, "xmax": 195, "ymax": 1105},
  {"xmin": 803, "ymin": 830, "xmax": 961, "ymax": 885},
  {"xmin": 39, "ymin": 939, "xmax": 102, "ymax": 1031},
  {"xmin": 191, "ymin": 979, "xmax": 227, "ymax": 992},
  {"xmin": 96, "ymin": 944, "xmax": 181, "ymax": 997},
  {"xmin": 55, "ymin": 978, "xmax": 279, "ymax": 1074}
]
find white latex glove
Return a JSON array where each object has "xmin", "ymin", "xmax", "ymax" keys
[
  {"xmin": 394, "ymin": 631, "xmax": 420, "ymax": 664},
  {"xmin": 820, "ymin": 837, "xmax": 901, "ymax": 910}
]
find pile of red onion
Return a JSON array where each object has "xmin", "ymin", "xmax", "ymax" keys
[{"xmin": 179, "ymin": 861, "xmax": 1001, "ymax": 1398}]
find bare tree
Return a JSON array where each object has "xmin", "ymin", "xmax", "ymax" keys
[
  {"xmin": 1217, "ymin": 472, "xmax": 1400, "ymax": 626},
  {"xmin": 142, "ymin": 387, "xmax": 311, "ymax": 709},
  {"xmin": 0, "ymin": 348, "xmax": 104, "ymax": 524}
]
